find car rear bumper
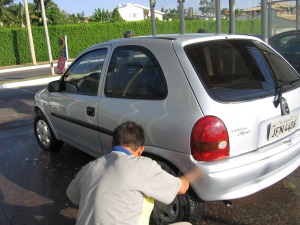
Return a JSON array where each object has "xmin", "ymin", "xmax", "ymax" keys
[{"xmin": 191, "ymin": 131, "xmax": 300, "ymax": 201}]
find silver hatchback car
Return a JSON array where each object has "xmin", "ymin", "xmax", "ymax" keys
[{"xmin": 34, "ymin": 34, "xmax": 300, "ymax": 224}]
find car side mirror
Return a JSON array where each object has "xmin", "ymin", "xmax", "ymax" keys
[{"xmin": 47, "ymin": 80, "xmax": 61, "ymax": 92}]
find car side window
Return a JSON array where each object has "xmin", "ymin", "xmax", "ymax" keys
[
  {"xmin": 63, "ymin": 49, "xmax": 108, "ymax": 95},
  {"xmin": 104, "ymin": 46, "xmax": 167, "ymax": 99},
  {"xmin": 282, "ymin": 35, "xmax": 300, "ymax": 53},
  {"xmin": 270, "ymin": 33, "xmax": 300, "ymax": 53}
]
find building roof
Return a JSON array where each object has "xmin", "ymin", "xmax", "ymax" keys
[
  {"xmin": 112, "ymin": 3, "xmax": 164, "ymax": 15},
  {"xmin": 243, "ymin": 2, "xmax": 295, "ymax": 12}
]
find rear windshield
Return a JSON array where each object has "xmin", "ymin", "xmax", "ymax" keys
[{"xmin": 185, "ymin": 39, "xmax": 300, "ymax": 102}]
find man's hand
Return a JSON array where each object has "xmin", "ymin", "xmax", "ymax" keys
[{"xmin": 177, "ymin": 167, "xmax": 203, "ymax": 195}]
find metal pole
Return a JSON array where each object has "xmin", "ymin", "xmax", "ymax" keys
[
  {"xmin": 261, "ymin": 0, "xmax": 268, "ymax": 43},
  {"xmin": 150, "ymin": 0, "xmax": 156, "ymax": 36},
  {"xmin": 215, "ymin": 0, "xmax": 221, "ymax": 33},
  {"xmin": 24, "ymin": 0, "xmax": 36, "ymax": 65},
  {"xmin": 41, "ymin": 0, "xmax": 54, "ymax": 75},
  {"xmin": 229, "ymin": 0, "xmax": 235, "ymax": 34},
  {"xmin": 268, "ymin": 0, "xmax": 272, "ymax": 38},
  {"xmin": 178, "ymin": 0, "xmax": 185, "ymax": 34},
  {"xmin": 296, "ymin": 0, "xmax": 299, "ymax": 30}
]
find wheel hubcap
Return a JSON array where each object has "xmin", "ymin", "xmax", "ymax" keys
[
  {"xmin": 36, "ymin": 120, "xmax": 51, "ymax": 147},
  {"xmin": 154, "ymin": 196, "xmax": 179, "ymax": 222}
]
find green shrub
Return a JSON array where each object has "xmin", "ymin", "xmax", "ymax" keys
[{"xmin": 0, "ymin": 19, "xmax": 261, "ymax": 67}]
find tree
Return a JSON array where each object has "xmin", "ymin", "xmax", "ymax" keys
[
  {"xmin": 46, "ymin": 6, "xmax": 63, "ymax": 25},
  {"xmin": 160, "ymin": 7, "xmax": 167, "ymax": 14},
  {"xmin": 90, "ymin": 8, "xmax": 109, "ymax": 22},
  {"xmin": 220, "ymin": 7, "xmax": 229, "ymax": 19},
  {"xmin": 60, "ymin": 10, "xmax": 72, "ymax": 24},
  {"xmin": 220, "ymin": 7, "xmax": 243, "ymax": 18},
  {"xmin": 221, "ymin": 8, "xmax": 229, "ymax": 15},
  {"xmin": 199, "ymin": 0, "xmax": 215, "ymax": 17},
  {"xmin": 61, "ymin": 12, "xmax": 85, "ymax": 24},
  {"xmin": 31, "ymin": 0, "xmax": 62, "ymax": 25},
  {"xmin": 235, "ymin": 8, "xmax": 243, "ymax": 18},
  {"xmin": 76, "ymin": 11, "xmax": 85, "ymax": 22},
  {"xmin": 163, "ymin": 7, "xmax": 180, "ymax": 21},
  {"xmin": 110, "ymin": 8, "xmax": 124, "ymax": 23},
  {"xmin": 6, "ymin": 3, "xmax": 25, "ymax": 27},
  {"xmin": 0, "ymin": 0, "xmax": 14, "ymax": 26}
]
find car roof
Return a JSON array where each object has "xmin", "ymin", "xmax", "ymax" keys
[{"xmin": 83, "ymin": 33, "xmax": 262, "ymax": 53}]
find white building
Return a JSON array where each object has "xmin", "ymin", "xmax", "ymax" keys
[{"xmin": 111, "ymin": 3, "xmax": 164, "ymax": 21}]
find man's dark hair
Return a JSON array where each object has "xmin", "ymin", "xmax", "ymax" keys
[
  {"xmin": 124, "ymin": 30, "xmax": 133, "ymax": 38},
  {"xmin": 112, "ymin": 121, "xmax": 144, "ymax": 150},
  {"xmin": 197, "ymin": 28, "xmax": 206, "ymax": 33}
]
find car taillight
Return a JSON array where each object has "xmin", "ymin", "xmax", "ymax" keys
[{"xmin": 191, "ymin": 116, "xmax": 229, "ymax": 161}]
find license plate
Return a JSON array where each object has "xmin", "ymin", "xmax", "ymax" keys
[{"xmin": 268, "ymin": 114, "xmax": 298, "ymax": 140}]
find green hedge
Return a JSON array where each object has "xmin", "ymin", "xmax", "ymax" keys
[{"xmin": 0, "ymin": 19, "xmax": 261, "ymax": 67}]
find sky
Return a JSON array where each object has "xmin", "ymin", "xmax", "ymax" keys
[{"xmin": 16, "ymin": 0, "xmax": 262, "ymax": 16}]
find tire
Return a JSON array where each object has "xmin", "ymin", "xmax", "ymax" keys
[
  {"xmin": 150, "ymin": 160, "xmax": 205, "ymax": 225},
  {"xmin": 34, "ymin": 113, "xmax": 64, "ymax": 152}
]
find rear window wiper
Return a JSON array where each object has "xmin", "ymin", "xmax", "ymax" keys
[{"xmin": 273, "ymin": 78, "xmax": 300, "ymax": 108}]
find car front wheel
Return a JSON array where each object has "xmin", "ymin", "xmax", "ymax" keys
[
  {"xmin": 34, "ymin": 113, "xmax": 64, "ymax": 152},
  {"xmin": 150, "ymin": 160, "xmax": 204, "ymax": 225}
]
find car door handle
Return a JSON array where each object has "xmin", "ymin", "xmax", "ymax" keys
[{"xmin": 86, "ymin": 107, "xmax": 95, "ymax": 117}]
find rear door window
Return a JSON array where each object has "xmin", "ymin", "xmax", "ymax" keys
[
  {"xmin": 185, "ymin": 39, "xmax": 300, "ymax": 102},
  {"xmin": 104, "ymin": 46, "xmax": 167, "ymax": 99}
]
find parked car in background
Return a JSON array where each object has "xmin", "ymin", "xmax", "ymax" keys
[
  {"xmin": 269, "ymin": 30, "xmax": 300, "ymax": 73},
  {"xmin": 34, "ymin": 34, "xmax": 300, "ymax": 225}
]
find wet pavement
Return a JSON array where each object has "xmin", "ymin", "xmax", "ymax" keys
[
  {"xmin": 0, "ymin": 119, "xmax": 94, "ymax": 225},
  {"xmin": 0, "ymin": 118, "xmax": 299, "ymax": 225},
  {"xmin": 0, "ymin": 85, "xmax": 48, "ymax": 124},
  {"xmin": 0, "ymin": 86, "xmax": 300, "ymax": 225},
  {"xmin": 202, "ymin": 170, "xmax": 300, "ymax": 225}
]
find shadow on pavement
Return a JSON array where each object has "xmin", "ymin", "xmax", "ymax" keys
[
  {"xmin": 0, "ymin": 85, "xmax": 47, "ymax": 125},
  {"xmin": 0, "ymin": 121, "xmax": 95, "ymax": 224}
]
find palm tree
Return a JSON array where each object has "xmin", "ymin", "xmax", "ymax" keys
[
  {"xmin": 90, "ymin": 8, "xmax": 109, "ymax": 22},
  {"xmin": 15, "ymin": 3, "xmax": 25, "ymax": 27},
  {"xmin": 6, "ymin": 3, "xmax": 25, "ymax": 27},
  {"xmin": 164, "ymin": 7, "xmax": 180, "ymax": 21},
  {"xmin": 0, "ymin": 0, "xmax": 14, "ymax": 27},
  {"xmin": 31, "ymin": 0, "xmax": 59, "ymax": 25}
]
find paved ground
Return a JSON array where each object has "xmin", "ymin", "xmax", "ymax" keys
[
  {"xmin": 0, "ymin": 119, "xmax": 94, "ymax": 225},
  {"xmin": 0, "ymin": 118, "xmax": 299, "ymax": 225}
]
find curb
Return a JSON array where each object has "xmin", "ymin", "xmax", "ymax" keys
[
  {"xmin": 0, "ymin": 61, "xmax": 72, "ymax": 74},
  {"xmin": 0, "ymin": 76, "xmax": 60, "ymax": 89},
  {"xmin": 0, "ymin": 61, "xmax": 71, "ymax": 89},
  {"xmin": 0, "ymin": 64, "xmax": 52, "ymax": 74}
]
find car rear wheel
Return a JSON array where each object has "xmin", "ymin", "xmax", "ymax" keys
[
  {"xmin": 34, "ymin": 113, "xmax": 64, "ymax": 152},
  {"xmin": 150, "ymin": 160, "xmax": 204, "ymax": 225}
]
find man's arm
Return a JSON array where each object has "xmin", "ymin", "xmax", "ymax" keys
[
  {"xmin": 178, "ymin": 167, "xmax": 203, "ymax": 195},
  {"xmin": 178, "ymin": 175, "xmax": 189, "ymax": 195},
  {"xmin": 66, "ymin": 168, "xmax": 84, "ymax": 206}
]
